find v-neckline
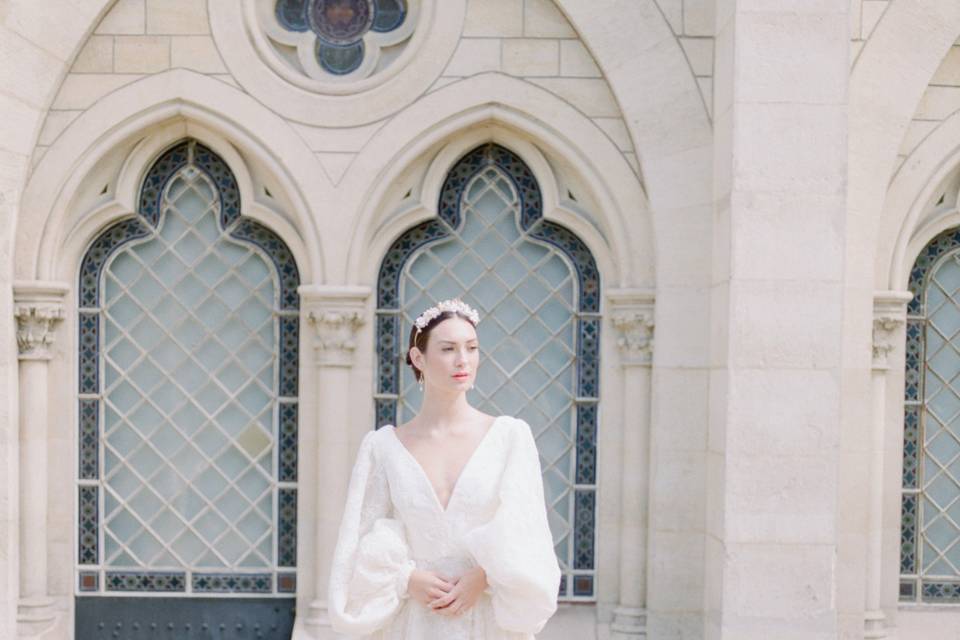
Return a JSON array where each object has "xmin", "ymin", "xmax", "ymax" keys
[{"xmin": 389, "ymin": 415, "xmax": 506, "ymax": 515}]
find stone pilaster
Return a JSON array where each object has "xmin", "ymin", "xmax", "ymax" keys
[
  {"xmin": 706, "ymin": 2, "xmax": 849, "ymax": 638},
  {"xmin": 297, "ymin": 285, "xmax": 370, "ymax": 638},
  {"xmin": 864, "ymin": 291, "xmax": 912, "ymax": 639},
  {"xmin": 13, "ymin": 282, "xmax": 68, "ymax": 637},
  {"xmin": 609, "ymin": 289, "xmax": 655, "ymax": 639}
]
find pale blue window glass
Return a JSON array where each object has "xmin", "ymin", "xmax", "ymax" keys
[
  {"xmin": 375, "ymin": 143, "xmax": 601, "ymax": 599},
  {"xmin": 399, "ymin": 166, "xmax": 578, "ymax": 592},
  {"xmin": 902, "ymin": 234, "xmax": 960, "ymax": 603},
  {"xmin": 77, "ymin": 140, "xmax": 299, "ymax": 605},
  {"xmin": 101, "ymin": 167, "xmax": 278, "ymax": 573}
]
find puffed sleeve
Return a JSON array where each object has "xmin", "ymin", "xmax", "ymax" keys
[
  {"xmin": 462, "ymin": 418, "xmax": 562, "ymax": 634},
  {"xmin": 327, "ymin": 429, "xmax": 417, "ymax": 635}
]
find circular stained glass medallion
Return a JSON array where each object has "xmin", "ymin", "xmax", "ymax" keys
[
  {"xmin": 307, "ymin": 0, "xmax": 373, "ymax": 45},
  {"xmin": 268, "ymin": 0, "xmax": 413, "ymax": 83}
]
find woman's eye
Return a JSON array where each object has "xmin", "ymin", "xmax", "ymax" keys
[{"xmin": 470, "ymin": 346, "xmax": 478, "ymax": 350}]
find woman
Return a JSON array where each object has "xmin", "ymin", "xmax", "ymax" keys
[{"xmin": 327, "ymin": 298, "xmax": 561, "ymax": 638}]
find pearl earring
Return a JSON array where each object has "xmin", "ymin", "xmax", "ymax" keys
[{"xmin": 418, "ymin": 374, "xmax": 424, "ymax": 392}]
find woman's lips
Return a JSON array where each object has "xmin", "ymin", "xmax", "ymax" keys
[{"xmin": 453, "ymin": 373, "xmax": 469, "ymax": 379}]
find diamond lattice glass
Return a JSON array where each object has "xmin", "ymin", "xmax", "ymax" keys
[
  {"xmin": 398, "ymin": 167, "xmax": 578, "ymax": 574},
  {"xmin": 102, "ymin": 169, "xmax": 277, "ymax": 572}
]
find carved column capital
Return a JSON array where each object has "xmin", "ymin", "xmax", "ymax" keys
[
  {"xmin": 13, "ymin": 282, "xmax": 69, "ymax": 361},
  {"xmin": 300, "ymin": 285, "xmax": 370, "ymax": 368},
  {"xmin": 608, "ymin": 288, "xmax": 655, "ymax": 367},
  {"xmin": 872, "ymin": 290, "xmax": 913, "ymax": 371}
]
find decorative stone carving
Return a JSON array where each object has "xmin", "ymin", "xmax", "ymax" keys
[
  {"xmin": 15, "ymin": 305, "xmax": 64, "ymax": 360},
  {"xmin": 612, "ymin": 311, "xmax": 655, "ymax": 366},
  {"xmin": 872, "ymin": 291, "xmax": 913, "ymax": 371},
  {"xmin": 301, "ymin": 284, "xmax": 371, "ymax": 367},
  {"xmin": 872, "ymin": 315, "xmax": 903, "ymax": 370},
  {"xmin": 13, "ymin": 282, "xmax": 69, "ymax": 361},
  {"xmin": 307, "ymin": 309, "xmax": 365, "ymax": 365},
  {"xmin": 210, "ymin": 0, "xmax": 462, "ymax": 127},
  {"xmin": 608, "ymin": 288, "xmax": 656, "ymax": 367}
]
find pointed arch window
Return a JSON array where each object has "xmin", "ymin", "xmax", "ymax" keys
[
  {"xmin": 76, "ymin": 140, "xmax": 300, "ymax": 600},
  {"xmin": 374, "ymin": 143, "xmax": 601, "ymax": 599},
  {"xmin": 900, "ymin": 229, "xmax": 960, "ymax": 602}
]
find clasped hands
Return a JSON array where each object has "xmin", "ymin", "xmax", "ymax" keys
[{"xmin": 407, "ymin": 566, "xmax": 488, "ymax": 617}]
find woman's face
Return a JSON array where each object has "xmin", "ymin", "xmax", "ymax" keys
[{"xmin": 412, "ymin": 316, "xmax": 480, "ymax": 392}]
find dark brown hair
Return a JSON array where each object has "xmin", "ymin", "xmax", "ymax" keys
[{"xmin": 404, "ymin": 310, "xmax": 478, "ymax": 383}]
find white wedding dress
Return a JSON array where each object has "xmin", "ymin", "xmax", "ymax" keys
[{"xmin": 327, "ymin": 415, "xmax": 561, "ymax": 639}]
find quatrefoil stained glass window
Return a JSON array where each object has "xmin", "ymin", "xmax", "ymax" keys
[{"xmin": 268, "ymin": 0, "xmax": 414, "ymax": 79}]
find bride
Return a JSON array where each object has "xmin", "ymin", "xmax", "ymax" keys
[{"xmin": 327, "ymin": 298, "xmax": 561, "ymax": 638}]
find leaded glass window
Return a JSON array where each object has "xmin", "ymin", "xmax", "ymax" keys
[
  {"xmin": 266, "ymin": 0, "xmax": 414, "ymax": 78},
  {"xmin": 374, "ymin": 143, "xmax": 601, "ymax": 599},
  {"xmin": 77, "ymin": 140, "xmax": 300, "ymax": 597},
  {"xmin": 899, "ymin": 229, "xmax": 960, "ymax": 603}
]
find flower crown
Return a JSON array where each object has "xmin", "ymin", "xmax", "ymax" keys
[{"xmin": 414, "ymin": 298, "xmax": 480, "ymax": 335}]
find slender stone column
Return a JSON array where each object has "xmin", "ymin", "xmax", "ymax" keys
[
  {"xmin": 14, "ymin": 282, "xmax": 68, "ymax": 635},
  {"xmin": 864, "ymin": 291, "xmax": 911, "ymax": 639},
  {"xmin": 300, "ymin": 285, "xmax": 369, "ymax": 635},
  {"xmin": 609, "ymin": 290, "xmax": 655, "ymax": 639}
]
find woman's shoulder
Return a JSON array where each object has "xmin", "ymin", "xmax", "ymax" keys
[
  {"xmin": 499, "ymin": 415, "xmax": 534, "ymax": 441},
  {"xmin": 357, "ymin": 425, "xmax": 396, "ymax": 463}
]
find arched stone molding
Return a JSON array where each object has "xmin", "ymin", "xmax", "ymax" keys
[
  {"xmin": 875, "ymin": 117, "xmax": 960, "ymax": 635},
  {"xmin": 210, "ymin": 0, "xmax": 463, "ymax": 126},
  {"xmin": 342, "ymin": 76, "xmax": 651, "ymax": 634},
  {"xmin": 355, "ymin": 126, "xmax": 625, "ymax": 294},
  {"xmin": 850, "ymin": 0, "xmax": 960, "ymax": 261},
  {"xmin": 53, "ymin": 122, "xmax": 315, "ymax": 295},
  {"xmin": 554, "ymin": 0, "xmax": 713, "ymax": 214},
  {"xmin": 343, "ymin": 73, "xmax": 652, "ymax": 290},
  {"xmin": 877, "ymin": 110, "xmax": 960, "ymax": 290},
  {"xmin": 851, "ymin": 6, "xmax": 960, "ymax": 637},
  {"xmin": 16, "ymin": 70, "xmax": 326, "ymax": 286}
]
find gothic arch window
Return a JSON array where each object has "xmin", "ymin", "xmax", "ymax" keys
[
  {"xmin": 901, "ymin": 228, "xmax": 960, "ymax": 602},
  {"xmin": 76, "ymin": 140, "xmax": 300, "ymax": 615},
  {"xmin": 374, "ymin": 143, "xmax": 601, "ymax": 599}
]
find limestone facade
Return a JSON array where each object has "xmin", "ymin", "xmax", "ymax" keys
[{"xmin": 5, "ymin": 1, "xmax": 960, "ymax": 639}]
